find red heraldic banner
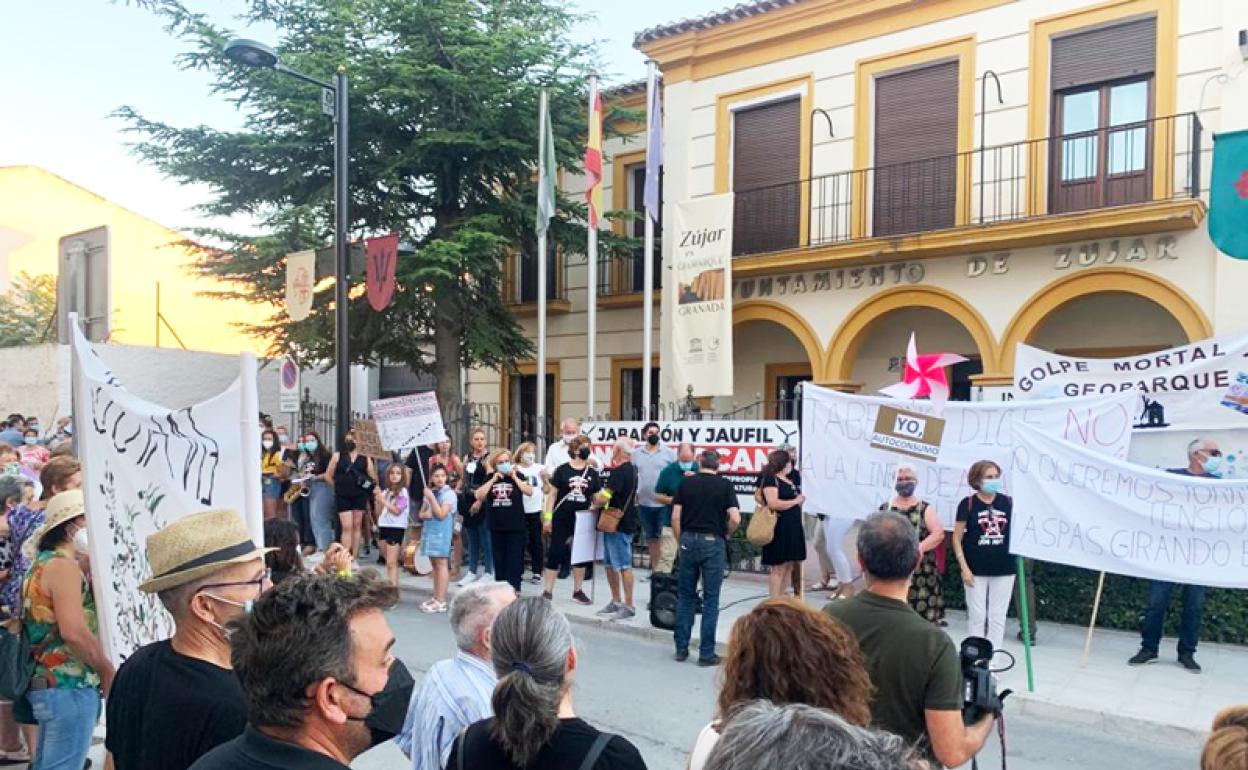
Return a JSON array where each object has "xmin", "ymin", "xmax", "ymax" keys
[{"xmin": 366, "ymin": 233, "xmax": 399, "ymax": 311}]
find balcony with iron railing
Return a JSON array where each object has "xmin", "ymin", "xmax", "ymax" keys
[
  {"xmin": 731, "ymin": 112, "xmax": 1205, "ymax": 266},
  {"xmin": 502, "ymin": 246, "xmax": 570, "ymax": 314},
  {"xmin": 595, "ymin": 250, "xmax": 662, "ymax": 306}
]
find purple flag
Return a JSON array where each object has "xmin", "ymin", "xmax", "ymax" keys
[{"xmin": 643, "ymin": 67, "xmax": 662, "ymax": 223}]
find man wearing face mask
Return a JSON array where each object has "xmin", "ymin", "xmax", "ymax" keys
[
  {"xmin": 107, "ymin": 509, "xmax": 275, "ymax": 770},
  {"xmin": 652, "ymin": 442, "xmax": 697, "ymax": 575},
  {"xmin": 1128, "ymin": 438, "xmax": 1222, "ymax": 673},
  {"xmin": 190, "ymin": 572, "xmax": 410, "ymax": 770},
  {"xmin": 632, "ymin": 422, "xmax": 676, "ymax": 581}
]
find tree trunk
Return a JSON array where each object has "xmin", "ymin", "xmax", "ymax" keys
[{"xmin": 432, "ymin": 293, "xmax": 465, "ymax": 448}]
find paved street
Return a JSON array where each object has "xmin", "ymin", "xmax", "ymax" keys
[{"xmin": 347, "ymin": 601, "xmax": 1201, "ymax": 770}]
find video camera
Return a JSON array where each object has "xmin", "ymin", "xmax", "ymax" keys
[{"xmin": 960, "ymin": 636, "xmax": 1012, "ymax": 724}]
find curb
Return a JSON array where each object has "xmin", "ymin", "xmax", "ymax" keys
[
  {"xmin": 1006, "ymin": 690, "xmax": 1205, "ymax": 748},
  {"xmin": 397, "ymin": 580, "xmax": 727, "ymax": 656}
]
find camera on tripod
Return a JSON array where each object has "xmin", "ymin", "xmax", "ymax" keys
[{"xmin": 960, "ymin": 636, "xmax": 1012, "ymax": 724}]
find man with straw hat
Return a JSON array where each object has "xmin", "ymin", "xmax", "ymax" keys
[{"xmin": 105, "ymin": 509, "xmax": 273, "ymax": 770}]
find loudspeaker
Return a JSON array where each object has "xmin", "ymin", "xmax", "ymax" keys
[{"xmin": 649, "ymin": 572, "xmax": 679, "ymax": 631}]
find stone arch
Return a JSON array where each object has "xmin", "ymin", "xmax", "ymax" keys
[
  {"xmin": 826, "ymin": 286, "xmax": 999, "ymax": 383},
  {"xmin": 733, "ymin": 300, "xmax": 826, "ymax": 379},
  {"xmin": 999, "ymin": 268, "xmax": 1212, "ymax": 373}
]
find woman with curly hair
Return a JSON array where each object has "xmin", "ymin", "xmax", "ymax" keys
[
  {"xmin": 687, "ymin": 597, "xmax": 873, "ymax": 770},
  {"xmin": 1203, "ymin": 706, "xmax": 1248, "ymax": 770}
]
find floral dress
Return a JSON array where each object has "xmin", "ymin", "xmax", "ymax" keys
[
  {"xmin": 881, "ymin": 501, "xmax": 945, "ymax": 624},
  {"xmin": 22, "ymin": 549, "xmax": 101, "ymax": 689},
  {"xmin": 1, "ymin": 504, "xmax": 44, "ymax": 621}
]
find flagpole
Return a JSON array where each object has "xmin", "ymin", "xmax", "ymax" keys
[
  {"xmin": 586, "ymin": 73, "xmax": 599, "ymax": 419},
  {"xmin": 537, "ymin": 88, "xmax": 549, "ymax": 449},
  {"xmin": 641, "ymin": 60, "xmax": 657, "ymax": 421}
]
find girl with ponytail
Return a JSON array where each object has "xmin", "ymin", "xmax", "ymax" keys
[{"xmin": 446, "ymin": 597, "xmax": 648, "ymax": 770}]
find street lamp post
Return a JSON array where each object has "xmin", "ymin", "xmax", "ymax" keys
[{"xmin": 225, "ymin": 39, "xmax": 352, "ymax": 443}]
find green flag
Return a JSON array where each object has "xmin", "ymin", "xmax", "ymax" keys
[
  {"xmin": 1210, "ymin": 128, "xmax": 1248, "ymax": 259},
  {"xmin": 536, "ymin": 91, "xmax": 557, "ymax": 236}
]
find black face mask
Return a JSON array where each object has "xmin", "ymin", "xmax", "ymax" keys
[
  {"xmin": 576, "ymin": 446, "xmax": 591, "ymax": 461},
  {"xmin": 646, "ymin": 434, "xmax": 660, "ymax": 446},
  {"xmin": 344, "ymin": 659, "xmax": 415, "ymax": 747},
  {"xmin": 343, "ymin": 440, "xmax": 357, "ymax": 452}
]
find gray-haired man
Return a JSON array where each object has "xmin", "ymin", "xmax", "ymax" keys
[{"xmin": 397, "ymin": 581, "xmax": 516, "ymax": 770}]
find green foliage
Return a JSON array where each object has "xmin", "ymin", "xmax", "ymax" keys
[
  {"xmin": 0, "ymin": 273, "xmax": 57, "ymax": 348},
  {"xmin": 942, "ymin": 559, "xmax": 1248, "ymax": 645},
  {"xmin": 118, "ymin": 0, "xmax": 639, "ymax": 400}
]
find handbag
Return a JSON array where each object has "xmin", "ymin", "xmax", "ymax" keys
[
  {"xmin": 597, "ymin": 472, "xmax": 636, "ymax": 535},
  {"xmin": 0, "ymin": 623, "xmax": 33, "ymax": 701},
  {"xmin": 746, "ymin": 480, "xmax": 779, "ymax": 546}
]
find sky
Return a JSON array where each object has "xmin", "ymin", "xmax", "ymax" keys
[{"xmin": 1, "ymin": 0, "xmax": 726, "ymax": 235}]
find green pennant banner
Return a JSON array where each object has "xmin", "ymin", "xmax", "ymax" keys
[{"xmin": 1210, "ymin": 129, "xmax": 1248, "ymax": 259}]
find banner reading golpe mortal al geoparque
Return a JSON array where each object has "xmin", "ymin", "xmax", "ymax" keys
[
  {"xmin": 671, "ymin": 194, "xmax": 734, "ymax": 397},
  {"xmin": 1010, "ymin": 421, "xmax": 1248, "ymax": 588},
  {"xmin": 72, "ymin": 323, "xmax": 261, "ymax": 664}
]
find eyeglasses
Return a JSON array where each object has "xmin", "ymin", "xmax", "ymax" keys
[{"xmin": 200, "ymin": 568, "xmax": 271, "ymax": 594}]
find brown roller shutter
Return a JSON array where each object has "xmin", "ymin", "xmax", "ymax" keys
[
  {"xmin": 732, "ymin": 97, "xmax": 801, "ymax": 256},
  {"xmin": 1052, "ymin": 17, "xmax": 1156, "ymax": 91},
  {"xmin": 873, "ymin": 60, "xmax": 959, "ymax": 236}
]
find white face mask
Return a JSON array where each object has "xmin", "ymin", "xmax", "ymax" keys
[
  {"xmin": 262, "ymin": 440, "xmax": 274, "ymax": 450},
  {"xmin": 73, "ymin": 527, "xmax": 89, "ymax": 552},
  {"xmin": 563, "ymin": 433, "xmax": 576, "ymax": 444},
  {"xmin": 521, "ymin": 453, "xmax": 535, "ymax": 465}
]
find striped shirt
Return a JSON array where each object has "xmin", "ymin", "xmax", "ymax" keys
[{"xmin": 397, "ymin": 651, "xmax": 497, "ymax": 770}]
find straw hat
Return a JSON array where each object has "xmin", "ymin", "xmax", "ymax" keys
[
  {"xmin": 139, "ymin": 509, "xmax": 274, "ymax": 594},
  {"xmin": 22, "ymin": 489, "xmax": 86, "ymax": 561}
]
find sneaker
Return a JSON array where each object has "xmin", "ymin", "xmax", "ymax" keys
[
  {"xmin": 613, "ymin": 606, "xmax": 636, "ymax": 622},
  {"xmin": 572, "ymin": 590, "xmax": 592, "ymax": 606},
  {"xmin": 477, "ymin": 572, "xmax": 494, "ymax": 584},
  {"xmin": 419, "ymin": 599, "xmax": 443, "ymax": 614},
  {"xmin": 1128, "ymin": 648, "xmax": 1159, "ymax": 666},
  {"xmin": 456, "ymin": 571, "xmax": 478, "ymax": 587},
  {"xmin": 674, "ymin": 650, "xmax": 689, "ymax": 662},
  {"xmin": 1178, "ymin": 653, "xmax": 1202, "ymax": 673},
  {"xmin": 529, "ymin": 573, "xmax": 543, "ymax": 585},
  {"xmin": 1016, "ymin": 629, "xmax": 1037, "ymax": 645},
  {"xmin": 596, "ymin": 601, "xmax": 622, "ymax": 617},
  {"xmin": 542, "ymin": 591, "xmax": 553, "ymax": 600},
  {"xmin": 697, "ymin": 654, "xmax": 723, "ymax": 667}
]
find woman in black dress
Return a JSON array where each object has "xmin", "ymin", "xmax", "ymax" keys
[
  {"xmin": 759, "ymin": 449, "xmax": 807, "ymax": 599},
  {"xmin": 327, "ymin": 430, "xmax": 377, "ymax": 561}
]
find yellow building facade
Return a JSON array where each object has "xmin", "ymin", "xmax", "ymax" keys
[{"xmin": 0, "ymin": 165, "xmax": 271, "ymax": 355}]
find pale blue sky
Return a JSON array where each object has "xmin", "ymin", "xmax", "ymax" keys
[{"xmin": 1, "ymin": 0, "xmax": 725, "ymax": 234}]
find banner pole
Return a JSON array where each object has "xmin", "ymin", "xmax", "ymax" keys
[
  {"xmin": 586, "ymin": 73, "xmax": 599, "ymax": 418},
  {"xmin": 1016, "ymin": 555, "xmax": 1035, "ymax": 692},
  {"xmin": 1080, "ymin": 571, "xmax": 1107, "ymax": 667},
  {"xmin": 240, "ymin": 352, "xmax": 264, "ymax": 541},
  {"xmin": 641, "ymin": 60, "xmax": 657, "ymax": 422}
]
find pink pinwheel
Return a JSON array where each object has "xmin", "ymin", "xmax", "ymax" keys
[{"xmin": 879, "ymin": 333, "xmax": 967, "ymax": 414}]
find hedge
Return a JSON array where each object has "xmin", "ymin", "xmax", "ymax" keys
[{"xmin": 941, "ymin": 558, "xmax": 1248, "ymax": 646}]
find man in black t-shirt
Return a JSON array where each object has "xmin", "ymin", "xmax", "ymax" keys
[
  {"xmin": 670, "ymin": 450, "xmax": 740, "ymax": 666},
  {"xmin": 593, "ymin": 438, "xmax": 640, "ymax": 621},
  {"xmin": 107, "ymin": 509, "xmax": 273, "ymax": 770}
]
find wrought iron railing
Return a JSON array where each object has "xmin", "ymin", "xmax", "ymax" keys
[
  {"xmin": 596, "ymin": 251, "xmax": 662, "ymax": 297},
  {"xmin": 733, "ymin": 112, "xmax": 1203, "ymax": 258},
  {"xmin": 502, "ymin": 249, "xmax": 569, "ymax": 305}
]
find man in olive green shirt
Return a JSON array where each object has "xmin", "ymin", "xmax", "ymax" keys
[{"xmin": 824, "ymin": 512, "xmax": 994, "ymax": 767}]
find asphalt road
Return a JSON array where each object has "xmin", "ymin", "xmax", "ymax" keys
[{"xmin": 352, "ymin": 602, "xmax": 1200, "ymax": 770}]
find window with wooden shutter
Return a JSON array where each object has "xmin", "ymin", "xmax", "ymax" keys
[
  {"xmin": 732, "ymin": 97, "xmax": 801, "ymax": 256},
  {"xmin": 1050, "ymin": 18, "xmax": 1157, "ymax": 213},
  {"xmin": 872, "ymin": 60, "xmax": 960, "ymax": 237}
]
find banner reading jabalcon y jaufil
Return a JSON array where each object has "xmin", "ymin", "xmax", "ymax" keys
[{"xmin": 670, "ymin": 194, "xmax": 734, "ymax": 397}]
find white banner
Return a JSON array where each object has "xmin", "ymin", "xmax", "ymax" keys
[
  {"xmin": 671, "ymin": 194, "xmax": 734, "ymax": 397},
  {"xmin": 800, "ymin": 384, "xmax": 1135, "ymax": 528},
  {"xmin": 285, "ymin": 249, "xmax": 315, "ymax": 322},
  {"xmin": 71, "ymin": 321, "xmax": 262, "ymax": 664},
  {"xmin": 1013, "ymin": 333, "xmax": 1248, "ymax": 432},
  {"xmin": 579, "ymin": 420, "xmax": 798, "ymax": 513},
  {"xmin": 1009, "ymin": 421, "xmax": 1248, "ymax": 588},
  {"xmin": 370, "ymin": 391, "xmax": 447, "ymax": 451}
]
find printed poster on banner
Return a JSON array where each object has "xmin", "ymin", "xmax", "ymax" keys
[
  {"xmin": 1012, "ymin": 333, "xmax": 1248, "ymax": 432},
  {"xmin": 671, "ymin": 194, "xmax": 735, "ymax": 397},
  {"xmin": 579, "ymin": 420, "xmax": 798, "ymax": 512},
  {"xmin": 71, "ymin": 321, "xmax": 262, "ymax": 665},
  {"xmin": 1009, "ymin": 421, "xmax": 1248, "ymax": 589},
  {"xmin": 370, "ymin": 391, "xmax": 447, "ymax": 451},
  {"xmin": 278, "ymin": 357, "xmax": 300, "ymax": 414},
  {"xmin": 800, "ymin": 383, "xmax": 1135, "ymax": 528},
  {"xmin": 870, "ymin": 405, "xmax": 946, "ymax": 462}
]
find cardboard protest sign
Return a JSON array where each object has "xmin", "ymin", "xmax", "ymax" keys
[
  {"xmin": 870, "ymin": 405, "xmax": 946, "ymax": 462},
  {"xmin": 1010, "ymin": 421, "xmax": 1248, "ymax": 588},
  {"xmin": 351, "ymin": 419, "xmax": 391, "ymax": 460}
]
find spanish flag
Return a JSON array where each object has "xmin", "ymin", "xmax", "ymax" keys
[{"xmin": 584, "ymin": 82, "xmax": 604, "ymax": 229}]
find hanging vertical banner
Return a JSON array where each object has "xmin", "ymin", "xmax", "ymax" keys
[
  {"xmin": 71, "ymin": 320, "xmax": 261, "ymax": 665},
  {"xmin": 1209, "ymin": 128, "xmax": 1248, "ymax": 259},
  {"xmin": 671, "ymin": 194, "xmax": 734, "ymax": 397},
  {"xmin": 365, "ymin": 234, "xmax": 399, "ymax": 311},
  {"xmin": 285, "ymin": 249, "xmax": 315, "ymax": 321}
]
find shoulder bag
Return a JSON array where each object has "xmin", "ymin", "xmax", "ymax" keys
[
  {"xmin": 0, "ymin": 622, "xmax": 33, "ymax": 701},
  {"xmin": 597, "ymin": 471, "xmax": 636, "ymax": 534},
  {"xmin": 746, "ymin": 478, "xmax": 778, "ymax": 546}
]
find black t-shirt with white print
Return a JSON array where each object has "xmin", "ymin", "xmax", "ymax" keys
[
  {"xmin": 955, "ymin": 493, "xmax": 1014, "ymax": 576},
  {"xmin": 551, "ymin": 463, "xmax": 602, "ymax": 521},
  {"xmin": 485, "ymin": 474, "xmax": 527, "ymax": 533}
]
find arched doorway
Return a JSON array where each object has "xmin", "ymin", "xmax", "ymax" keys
[{"xmin": 732, "ymin": 301, "xmax": 823, "ymax": 418}]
